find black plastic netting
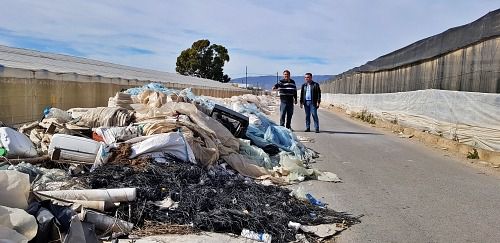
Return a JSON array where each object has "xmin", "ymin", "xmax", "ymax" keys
[{"xmin": 78, "ymin": 158, "xmax": 359, "ymax": 242}]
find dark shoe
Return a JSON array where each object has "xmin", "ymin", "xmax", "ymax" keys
[
  {"xmin": 315, "ymin": 129, "xmax": 320, "ymax": 133},
  {"xmin": 305, "ymin": 128, "xmax": 310, "ymax": 132}
]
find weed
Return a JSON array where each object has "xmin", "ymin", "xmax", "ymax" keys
[
  {"xmin": 356, "ymin": 110, "xmax": 376, "ymax": 124},
  {"xmin": 467, "ymin": 148, "xmax": 479, "ymax": 159}
]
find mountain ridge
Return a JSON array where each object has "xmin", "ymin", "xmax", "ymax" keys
[{"xmin": 231, "ymin": 75, "xmax": 334, "ymax": 90}]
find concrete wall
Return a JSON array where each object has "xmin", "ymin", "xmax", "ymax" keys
[
  {"xmin": 323, "ymin": 37, "xmax": 500, "ymax": 94},
  {"xmin": 0, "ymin": 67, "xmax": 251, "ymax": 125}
]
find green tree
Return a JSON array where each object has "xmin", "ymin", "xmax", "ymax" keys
[{"xmin": 176, "ymin": 39, "xmax": 231, "ymax": 83}]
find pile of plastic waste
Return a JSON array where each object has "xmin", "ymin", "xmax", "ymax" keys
[{"xmin": 0, "ymin": 83, "xmax": 356, "ymax": 243}]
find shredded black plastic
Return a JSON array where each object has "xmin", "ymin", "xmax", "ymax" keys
[{"xmin": 78, "ymin": 159, "xmax": 360, "ymax": 242}]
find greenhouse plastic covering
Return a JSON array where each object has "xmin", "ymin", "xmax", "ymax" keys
[
  {"xmin": 0, "ymin": 46, "xmax": 241, "ymax": 89},
  {"xmin": 323, "ymin": 89, "xmax": 500, "ymax": 151}
]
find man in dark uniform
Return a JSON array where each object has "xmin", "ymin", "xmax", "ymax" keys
[{"xmin": 273, "ymin": 70, "xmax": 297, "ymax": 130}]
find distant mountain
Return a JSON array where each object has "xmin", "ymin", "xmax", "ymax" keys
[{"xmin": 231, "ymin": 75, "xmax": 335, "ymax": 90}]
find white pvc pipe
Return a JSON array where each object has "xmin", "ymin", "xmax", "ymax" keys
[
  {"xmin": 37, "ymin": 188, "xmax": 136, "ymax": 202},
  {"xmin": 68, "ymin": 200, "xmax": 114, "ymax": 212}
]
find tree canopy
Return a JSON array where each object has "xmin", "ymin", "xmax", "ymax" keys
[{"xmin": 176, "ymin": 39, "xmax": 231, "ymax": 83}]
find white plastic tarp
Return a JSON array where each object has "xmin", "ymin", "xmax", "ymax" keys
[
  {"xmin": 323, "ymin": 89, "xmax": 500, "ymax": 151},
  {"xmin": 128, "ymin": 132, "xmax": 196, "ymax": 163}
]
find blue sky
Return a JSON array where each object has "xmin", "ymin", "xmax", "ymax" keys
[{"xmin": 0, "ymin": 0, "xmax": 497, "ymax": 78}]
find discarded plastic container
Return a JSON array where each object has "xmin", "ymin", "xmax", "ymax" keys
[
  {"xmin": 44, "ymin": 107, "xmax": 72, "ymax": 122},
  {"xmin": 48, "ymin": 134, "xmax": 101, "ymax": 163},
  {"xmin": 240, "ymin": 228, "xmax": 272, "ymax": 243},
  {"xmin": 0, "ymin": 127, "xmax": 37, "ymax": 158},
  {"xmin": 305, "ymin": 193, "xmax": 326, "ymax": 208}
]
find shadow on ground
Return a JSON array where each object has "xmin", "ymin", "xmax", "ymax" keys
[{"xmin": 298, "ymin": 130, "xmax": 383, "ymax": 135}]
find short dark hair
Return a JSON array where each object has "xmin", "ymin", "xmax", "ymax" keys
[
  {"xmin": 283, "ymin": 70, "xmax": 290, "ymax": 75},
  {"xmin": 305, "ymin": 72, "xmax": 312, "ymax": 77}
]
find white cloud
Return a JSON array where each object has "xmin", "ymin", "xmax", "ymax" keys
[{"xmin": 0, "ymin": 0, "xmax": 497, "ymax": 78}]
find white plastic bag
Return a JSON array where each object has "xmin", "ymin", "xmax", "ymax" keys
[
  {"xmin": 0, "ymin": 127, "xmax": 37, "ymax": 158},
  {"xmin": 289, "ymin": 186, "xmax": 307, "ymax": 200},
  {"xmin": 44, "ymin": 108, "xmax": 72, "ymax": 123}
]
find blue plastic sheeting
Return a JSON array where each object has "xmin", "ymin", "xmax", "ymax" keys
[
  {"xmin": 235, "ymin": 102, "xmax": 312, "ymax": 161},
  {"xmin": 263, "ymin": 125, "xmax": 305, "ymax": 160},
  {"xmin": 178, "ymin": 88, "xmax": 197, "ymax": 101},
  {"xmin": 264, "ymin": 126, "xmax": 294, "ymax": 151},
  {"xmin": 306, "ymin": 193, "xmax": 326, "ymax": 208},
  {"xmin": 233, "ymin": 102, "xmax": 277, "ymax": 150},
  {"xmin": 239, "ymin": 140, "xmax": 274, "ymax": 169},
  {"xmin": 246, "ymin": 125, "xmax": 273, "ymax": 148},
  {"xmin": 178, "ymin": 88, "xmax": 222, "ymax": 111},
  {"xmin": 233, "ymin": 103, "xmax": 274, "ymax": 131},
  {"xmin": 124, "ymin": 83, "xmax": 176, "ymax": 95}
]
